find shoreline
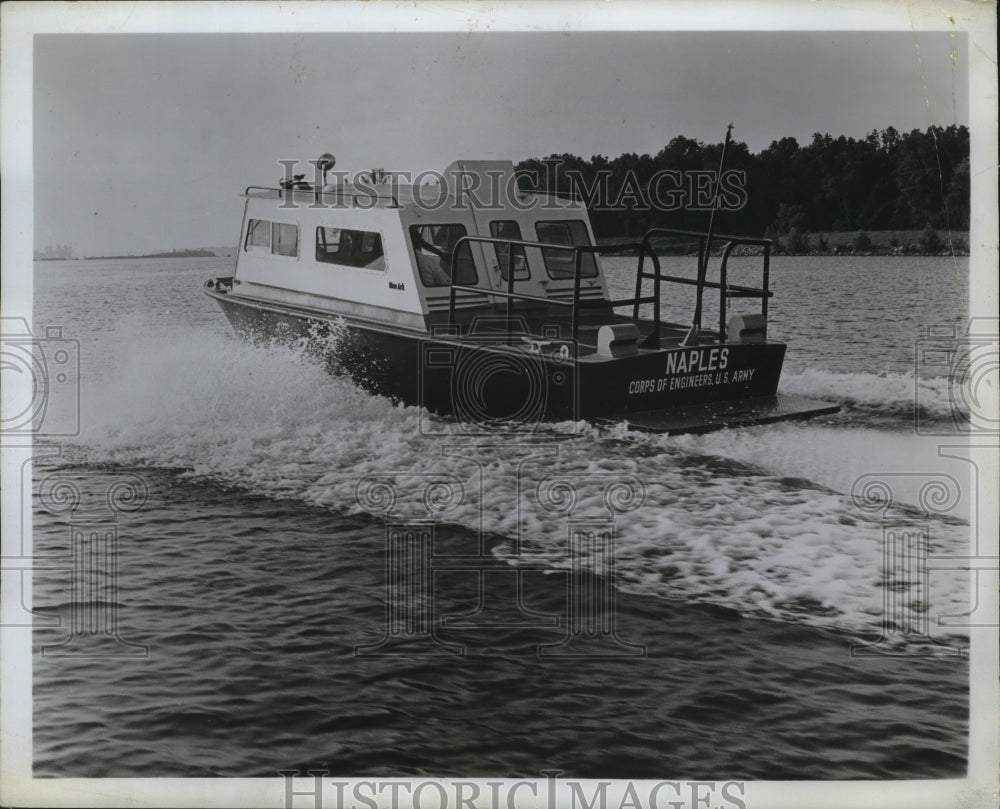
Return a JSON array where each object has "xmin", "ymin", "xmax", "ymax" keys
[{"xmin": 597, "ymin": 229, "xmax": 970, "ymax": 258}]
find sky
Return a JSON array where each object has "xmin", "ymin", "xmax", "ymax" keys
[{"xmin": 33, "ymin": 29, "xmax": 969, "ymax": 257}]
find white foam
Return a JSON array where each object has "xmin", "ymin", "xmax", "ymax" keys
[
  {"xmin": 72, "ymin": 321, "xmax": 971, "ymax": 639},
  {"xmin": 780, "ymin": 367, "xmax": 956, "ymax": 418},
  {"xmin": 669, "ymin": 423, "xmax": 971, "ymax": 509}
]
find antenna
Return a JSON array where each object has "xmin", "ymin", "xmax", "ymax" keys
[{"xmin": 683, "ymin": 123, "xmax": 735, "ymax": 347}]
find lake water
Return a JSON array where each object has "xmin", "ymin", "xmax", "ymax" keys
[{"xmin": 26, "ymin": 254, "xmax": 971, "ymax": 779}]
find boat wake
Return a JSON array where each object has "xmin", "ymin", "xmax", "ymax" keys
[
  {"xmin": 68, "ymin": 321, "xmax": 972, "ymax": 641},
  {"xmin": 780, "ymin": 367, "xmax": 961, "ymax": 426}
]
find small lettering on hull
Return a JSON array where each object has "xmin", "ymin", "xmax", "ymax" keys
[
  {"xmin": 388, "ymin": 281, "xmax": 405, "ymax": 291},
  {"xmin": 627, "ymin": 365, "xmax": 757, "ymax": 396}
]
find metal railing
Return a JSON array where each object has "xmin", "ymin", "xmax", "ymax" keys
[
  {"xmin": 445, "ymin": 228, "xmax": 773, "ymax": 346},
  {"xmin": 447, "ymin": 236, "xmax": 599, "ymax": 343},
  {"xmin": 636, "ymin": 228, "xmax": 773, "ymax": 345}
]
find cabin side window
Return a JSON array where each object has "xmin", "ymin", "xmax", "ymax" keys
[
  {"xmin": 316, "ymin": 227, "xmax": 386, "ymax": 270},
  {"xmin": 272, "ymin": 222, "xmax": 299, "ymax": 257},
  {"xmin": 244, "ymin": 218, "xmax": 298, "ymax": 257},
  {"xmin": 245, "ymin": 218, "xmax": 271, "ymax": 251},
  {"xmin": 489, "ymin": 221, "xmax": 529, "ymax": 282},
  {"xmin": 409, "ymin": 224, "xmax": 479, "ymax": 287},
  {"xmin": 535, "ymin": 220, "xmax": 598, "ymax": 279}
]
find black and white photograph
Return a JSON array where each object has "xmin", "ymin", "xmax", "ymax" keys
[{"xmin": 1, "ymin": 2, "xmax": 997, "ymax": 808}]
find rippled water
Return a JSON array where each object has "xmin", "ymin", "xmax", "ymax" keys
[{"xmin": 29, "ymin": 255, "xmax": 970, "ymax": 779}]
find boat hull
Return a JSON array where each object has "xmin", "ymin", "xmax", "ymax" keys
[{"xmin": 205, "ymin": 283, "xmax": 838, "ymax": 433}]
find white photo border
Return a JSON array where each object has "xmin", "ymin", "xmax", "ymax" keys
[{"xmin": 2, "ymin": 2, "xmax": 997, "ymax": 808}]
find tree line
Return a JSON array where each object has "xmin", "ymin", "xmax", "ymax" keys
[{"xmin": 515, "ymin": 125, "xmax": 969, "ymax": 240}]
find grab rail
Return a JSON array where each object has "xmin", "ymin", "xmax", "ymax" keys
[
  {"xmin": 718, "ymin": 238, "xmax": 772, "ymax": 341},
  {"xmin": 244, "ymin": 185, "xmax": 401, "ymax": 208}
]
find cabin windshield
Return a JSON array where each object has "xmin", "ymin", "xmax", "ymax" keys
[
  {"xmin": 409, "ymin": 224, "xmax": 479, "ymax": 287},
  {"xmin": 535, "ymin": 220, "xmax": 598, "ymax": 279}
]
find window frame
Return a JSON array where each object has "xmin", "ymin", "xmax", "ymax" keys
[
  {"xmin": 244, "ymin": 218, "xmax": 271, "ymax": 252},
  {"xmin": 488, "ymin": 220, "xmax": 530, "ymax": 282},
  {"xmin": 271, "ymin": 222, "xmax": 299, "ymax": 258}
]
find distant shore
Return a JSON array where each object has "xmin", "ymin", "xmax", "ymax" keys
[
  {"xmin": 81, "ymin": 248, "xmax": 220, "ymax": 260},
  {"xmin": 36, "ymin": 248, "xmax": 236, "ymax": 261}
]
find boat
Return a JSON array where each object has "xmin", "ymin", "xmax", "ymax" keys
[{"xmin": 203, "ymin": 154, "xmax": 839, "ymax": 434}]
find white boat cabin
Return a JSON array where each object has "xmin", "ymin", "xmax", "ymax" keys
[{"xmin": 232, "ymin": 160, "xmax": 610, "ymax": 332}]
